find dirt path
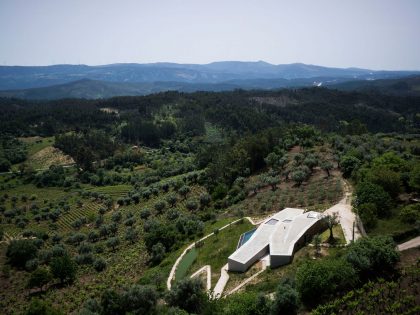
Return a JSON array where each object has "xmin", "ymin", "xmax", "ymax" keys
[
  {"xmin": 213, "ymin": 264, "xmax": 229, "ymax": 298},
  {"xmin": 324, "ymin": 180, "xmax": 362, "ymax": 244},
  {"xmin": 398, "ymin": 236, "xmax": 420, "ymax": 251}
]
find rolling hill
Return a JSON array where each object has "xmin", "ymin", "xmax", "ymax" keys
[
  {"xmin": 330, "ymin": 75, "xmax": 420, "ymax": 96},
  {"xmin": 1, "ymin": 61, "xmax": 419, "ymax": 90}
]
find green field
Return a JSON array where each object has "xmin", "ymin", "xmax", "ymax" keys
[{"xmin": 175, "ymin": 247, "xmax": 198, "ymax": 281}]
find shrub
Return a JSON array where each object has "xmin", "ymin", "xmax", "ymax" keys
[
  {"xmin": 78, "ymin": 242, "xmax": 93, "ymax": 254},
  {"xmin": 223, "ymin": 292, "xmax": 269, "ymax": 315},
  {"xmin": 24, "ymin": 298, "xmax": 62, "ymax": 315},
  {"xmin": 93, "ymin": 257, "xmax": 107, "ymax": 272},
  {"xmin": 25, "ymin": 258, "xmax": 39, "ymax": 272},
  {"xmin": 51, "ymin": 245, "xmax": 66, "ymax": 257},
  {"xmin": 75, "ymin": 253, "xmax": 94, "ymax": 265},
  {"xmin": 399, "ymin": 204, "xmax": 420, "ymax": 224}
]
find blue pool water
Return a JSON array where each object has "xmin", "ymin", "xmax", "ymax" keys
[{"xmin": 237, "ymin": 228, "xmax": 256, "ymax": 248}]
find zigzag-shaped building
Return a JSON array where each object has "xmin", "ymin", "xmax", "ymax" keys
[{"xmin": 228, "ymin": 208, "xmax": 325, "ymax": 272}]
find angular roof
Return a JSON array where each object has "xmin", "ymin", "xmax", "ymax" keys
[{"xmin": 229, "ymin": 208, "xmax": 322, "ymax": 265}]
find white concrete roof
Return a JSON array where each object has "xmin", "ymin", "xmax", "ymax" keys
[
  {"xmin": 269, "ymin": 211, "xmax": 322, "ymax": 256},
  {"xmin": 228, "ymin": 208, "xmax": 305, "ymax": 264},
  {"xmin": 229, "ymin": 208, "xmax": 322, "ymax": 265}
]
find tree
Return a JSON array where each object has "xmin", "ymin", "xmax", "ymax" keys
[
  {"xmin": 50, "ymin": 254, "xmax": 77, "ymax": 284},
  {"xmin": 355, "ymin": 181, "xmax": 392, "ymax": 217},
  {"xmin": 179, "ymin": 185, "xmax": 190, "ymax": 200},
  {"xmin": 0, "ymin": 158, "xmax": 11, "ymax": 172},
  {"xmin": 291, "ymin": 170, "xmax": 306, "ymax": 186},
  {"xmin": 199, "ymin": 193, "xmax": 211, "ymax": 209},
  {"xmin": 323, "ymin": 212, "xmax": 339, "ymax": 242},
  {"xmin": 303, "ymin": 155, "xmax": 318, "ymax": 173},
  {"xmin": 213, "ymin": 228, "xmax": 219, "ymax": 238},
  {"xmin": 150, "ymin": 242, "xmax": 166, "ymax": 265},
  {"xmin": 166, "ymin": 194, "xmax": 177, "ymax": 208},
  {"xmin": 185, "ymin": 199, "xmax": 198, "ymax": 212},
  {"xmin": 340, "ymin": 155, "xmax": 361, "ymax": 178},
  {"xmin": 357, "ymin": 203, "xmax": 378, "ymax": 230},
  {"xmin": 271, "ymin": 283, "xmax": 299, "ymax": 315},
  {"xmin": 125, "ymin": 227, "xmax": 139, "ymax": 243},
  {"xmin": 88, "ymin": 230, "xmax": 99, "ymax": 243},
  {"xmin": 399, "ymin": 204, "xmax": 420, "ymax": 224},
  {"xmin": 106, "ymin": 237, "xmax": 120, "ymax": 251},
  {"xmin": 346, "ymin": 236, "xmax": 400, "ymax": 278},
  {"xmin": 365, "ymin": 166, "xmax": 402, "ymax": 198},
  {"xmin": 154, "ymin": 200, "xmax": 166, "ymax": 214},
  {"xmin": 408, "ymin": 164, "xmax": 420, "ymax": 193},
  {"xmin": 6, "ymin": 239, "xmax": 38, "ymax": 268},
  {"xmin": 313, "ymin": 234, "xmax": 322, "ymax": 257},
  {"xmin": 140, "ymin": 208, "xmax": 151, "ymax": 219},
  {"xmin": 27, "ymin": 267, "xmax": 52, "ymax": 292},
  {"xmin": 296, "ymin": 258, "xmax": 357, "ymax": 307},
  {"xmin": 111, "ymin": 211, "xmax": 122, "ymax": 223},
  {"xmin": 320, "ymin": 161, "xmax": 333, "ymax": 177},
  {"xmin": 267, "ymin": 176, "xmax": 280, "ymax": 191},
  {"xmin": 265, "ymin": 152, "xmax": 282, "ymax": 169},
  {"xmin": 122, "ymin": 285, "xmax": 158, "ymax": 315},
  {"xmin": 101, "ymin": 289, "xmax": 124, "ymax": 315},
  {"xmin": 166, "ymin": 277, "xmax": 208, "ymax": 313}
]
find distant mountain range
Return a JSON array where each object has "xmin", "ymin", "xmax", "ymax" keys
[{"xmin": 0, "ymin": 61, "xmax": 419, "ymax": 99}]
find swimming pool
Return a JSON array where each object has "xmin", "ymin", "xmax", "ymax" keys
[{"xmin": 237, "ymin": 228, "xmax": 256, "ymax": 248}]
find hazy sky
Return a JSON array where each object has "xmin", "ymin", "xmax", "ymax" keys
[{"xmin": 1, "ymin": 0, "xmax": 419, "ymax": 69}]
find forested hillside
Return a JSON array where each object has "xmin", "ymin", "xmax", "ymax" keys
[{"xmin": 0, "ymin": 87, "xmax": 419, "ymax": 314}]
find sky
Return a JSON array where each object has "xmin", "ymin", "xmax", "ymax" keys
[{"xmin": 0, "ymin": 0, "xmax": 419, "ymax": 70}]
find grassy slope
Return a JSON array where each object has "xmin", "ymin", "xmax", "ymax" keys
[{"xmin": 186, "ymin": 219, "xmax": 254, "ymax": 288}]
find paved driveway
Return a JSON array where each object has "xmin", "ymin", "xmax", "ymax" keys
[{"xmin": 324, "ymin": 181, "xmax": 362, "ymax": 244}]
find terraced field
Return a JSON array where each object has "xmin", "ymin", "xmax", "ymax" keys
[
  {"xmin": 85, "ymin": 184, "xmax": 132, "ymax": 199},
  {"xmin": 57, "ymin": 201, "xmax": 101, "ymax": 232}
]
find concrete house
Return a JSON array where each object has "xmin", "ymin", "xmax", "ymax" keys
[{"xmin": 228, "ymin": 208, "xmax": 325, "ymax": 272}]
